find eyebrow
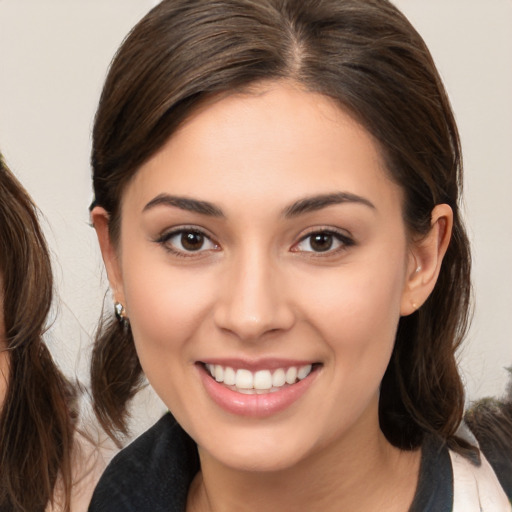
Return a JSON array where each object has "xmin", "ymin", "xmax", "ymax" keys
[
  {"xmin": 143, "ymin": 191, "xmax": 375, "ymax": 218},
  {"xmin": 143, "ymin": 194, "xmax": 225, "ymax": 217},
  {"xmin": 282, "ymin": 192, "xmax": 376, "ymax": 217}
]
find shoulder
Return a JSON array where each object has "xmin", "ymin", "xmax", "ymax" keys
[
  {"xmin": 465, "ymin": 399, "xmax": 512, "ymax": 501},
  {"xmin": 450, "ymin": 450, "xmax": 511, "ymax": 512},
  {"xmin": 411, "ymin": 433, "xmax": 511, "ymax": 512},
  {"xmin": 88, "ymin": 413, "xmax": 199, "ymax": 512},
  {"xmin": 47, "ymin": 431, "xmax": 107, "ymax": 512}
]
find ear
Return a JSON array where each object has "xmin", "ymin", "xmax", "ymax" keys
[
  {"xmin": 400, "ymin": 204, "xmax": 453, "ymax": 316},
  {"xmin": 91, "ymin": 206, "xmax": 126, "ymax": 307}
]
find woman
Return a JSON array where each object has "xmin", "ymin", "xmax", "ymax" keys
[
  {"xmin": 0, "ymin": 154, "xmax": 102, "ymax": 511},
  {"xmin": 88, "ymin": 0, "xmax": 510, "ymax": 510}
]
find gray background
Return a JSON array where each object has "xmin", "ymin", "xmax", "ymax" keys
[{"xmin": 0, "ymin": 0, "xmax": 510, "ymax": 437}]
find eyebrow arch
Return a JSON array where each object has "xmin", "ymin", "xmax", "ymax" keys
[
  {"xmin": 283, "ymin": 192, "xmax": 376, "ymax": 218},
  {"xmin": 143, "ymin": 194, "xmax": 225, "ymax": 217}
]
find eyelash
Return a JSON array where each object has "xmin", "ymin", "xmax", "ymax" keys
[
  {"xmin": 155, "ymin": 227, "xmax": 355, "ymax": 258},
  {"xmin": 154, "ymin": 227, "xmax": 219, "ymax": 258},
  {"xmin": 291, "ymin": 229, "xmax": 355, "ymax": 256}
]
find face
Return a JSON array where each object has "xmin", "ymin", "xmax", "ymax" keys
[
  {"xmin": 0, "ymin": 274, "xmax": 9, "ymax": 401},
  {"xmin": 97, "ymin": 82, "xmax": 435, "ymax": 472},
  {"xmin": 0, "ymin": 274, "xmax": 4, "ymax": 341}
]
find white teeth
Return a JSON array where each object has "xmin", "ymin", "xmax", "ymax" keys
[
  {"xmin": 205, "ymin": 363, "xmax": 314, "ymax": 392},
  {"xmin": 298, "ymin": 364, "xmax": 312, "ymax": 380},
  {"xmin": 272, "ymin": 368, "xmax": 286, "ymax": 387},
  {"xmin": 253, "ymin": 370, "xmax": 272, "ymax": 390},
  {"xmin": 214, "ymin": 365, "xmax": 224, "ymax": 382},
  {"xmin": 285, "ymin": 366, "xmax": 297, "ymax": 384},
  {"xmin": 235, "ymin": 369, "xmax": 253, "ymax": 389},
  {"xmin": 223, "ymin": 366, "xmax": 236, "ymax": 386}
]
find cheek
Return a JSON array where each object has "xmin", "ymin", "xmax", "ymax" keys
[
  {"xmin": 124, "ymin": 265, "xmax": 211, "ymax": 345},
  {"xmin": 299, "ymin": 259, "xmax": 405, "ymax": 341},
  {"xmin": 118, "ymin": 240, "xmax": 217, "ymax": 379},
  {"xmin": 120, "ymin": 258, "xmax": 217, "ymax": 412},
  {"xmin": 295, "ymin": 252, "xmax": 407, "ymax": 391},
  {"xmin": 298, "ymin": 266, "xmax": 404, "ymax": 433}
]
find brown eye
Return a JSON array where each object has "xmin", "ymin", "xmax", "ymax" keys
[
  {"xmin": 181, "ymin": 231, "xmax": 205, "ymax": 251},
  {"xmin": 309, "ymin": 233, "xmax": 333, "ymax": 252},
  {"xmin": 157, "ymin": 228, "xmax": 218, "ymax": 255},
  {"xmin": 292, "ymin": 230, "xmax": 354, "ymax": 255}
]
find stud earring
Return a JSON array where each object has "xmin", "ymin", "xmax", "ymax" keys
[
  {"xmin": 114, "ymin": 301, "xmax": 128, "ymax": 322},
  {"xmin": 415, "ymin": 266, "xmax": 422, "ymax": 273}
]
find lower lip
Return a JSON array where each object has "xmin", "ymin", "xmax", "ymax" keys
[{"xmin": 198, "ymin": 365, "xmax": 318, "ymax": 418}]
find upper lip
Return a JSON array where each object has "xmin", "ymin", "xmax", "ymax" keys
[{"xmin": 197, "ymin": 358, "xmax": 319, "ymax": 372}]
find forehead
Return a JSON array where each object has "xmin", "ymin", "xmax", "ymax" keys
[{"xmin": 123, "ymin": 82, "xmax": 402, "ymax": 216}]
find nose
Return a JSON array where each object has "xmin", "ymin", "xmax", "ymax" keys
[{"xmin": 213, "ymin": 249, "xmax": 295, "ymax": 341}]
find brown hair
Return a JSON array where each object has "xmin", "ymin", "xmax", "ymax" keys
[
  {"xmin": 91, "ymin": 0, "xmax": 472, "ymax": 452},
  {"xmin": 0, "ymin": 154, "xmax": 77, "ymax": 511}
]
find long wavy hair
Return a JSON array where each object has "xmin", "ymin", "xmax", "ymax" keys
[
  {"xmin": 90, "ymin": 0, "xmax": 472, "ymax": 453},
  {"xmin": 0, "ymin": 154, "xmax": 77, "ymax": 511}
]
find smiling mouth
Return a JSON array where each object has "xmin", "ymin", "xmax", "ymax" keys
[{"xmin": 202, "ymin": 363, "xmax": 319, "ymax": 395}]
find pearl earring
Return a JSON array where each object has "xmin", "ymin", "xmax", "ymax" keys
[{"xmin": 114, "ymin": 301, "xmax": 128, "ymax": 322}]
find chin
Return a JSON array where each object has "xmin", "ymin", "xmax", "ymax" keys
[
  {"xmin": 195, "ymin": 422, "xmax": 321, "ymax": 474},
  {"xmin": 211, "ymin": 445, "xmax": 309, "ymax": 474}
]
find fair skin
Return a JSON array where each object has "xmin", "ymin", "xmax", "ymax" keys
[
  {"xmin": 93, "ymin": 82, "xmax": 452, "ymax": 511},
  {"xmin": 0, "ymin": 276, "xmax": 9, "ymax": 404}
]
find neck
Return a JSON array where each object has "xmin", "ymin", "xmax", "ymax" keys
[{"xmin": 187, "ymin": 411, "xmax": 420, "ymax": 512}]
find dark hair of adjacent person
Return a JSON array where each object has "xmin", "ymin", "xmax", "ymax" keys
[
  {"xmin": 464, "ymin": 374, "xmax": 512, "ymax": 499},
  {"xmin": 0, "ymin": 154, "xmax": 78, "ymax": 512},
  {"xmin": 90, "ymin": 0, "xmax": 473, "ymax": 456}
]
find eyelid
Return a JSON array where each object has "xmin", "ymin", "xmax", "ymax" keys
[
  {"xmin": 291, "ymin": 227, "xmax": 355, "ymax": 254},
  {"xmin": 154, "ymin": 225, "xmax": 220, "ymax": 257}
]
